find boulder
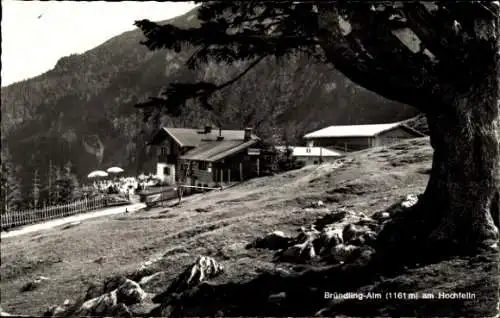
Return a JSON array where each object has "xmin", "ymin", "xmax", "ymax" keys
[
  {"xmin": 139, "ymin": 271, "xmax": 167, "ymax": 291},
  {"xmin": 113, "ymin": 303, "xmax": 132, "ymax": 318},
  {"xmin": 43, "ymin": 299, "xmax": 74, "ymax": 317},
  {"xmin": 77, "ymin": 278, "xmax": 147, "ymax": 317},
  {"xmin": 247, "ymin": 231, "xmax": 293, "ymax": 250},
  {"xmin": 43, "ymin": 305, "xmax": 65, "ymax": 317},
  {"xmin": 401, "ymin": 194, "xmax": 418, "ymax": 208},
  {"xmin": 78, "ymin": 290, "xmax": 119, "ymax": 316},
  {"xmin": 317, "ymin": 226, "xmax": 343, "ymax": 255},
  {"xmin": 279, "ymin": 240, "xmax": 317, "ymax": 263},
  {"xmin": 116, "ymin": 279, "xmax": 147, "ymax": 305},
  {"xmin": 313, "ymin": 211, "xmax": 349, "ymax": 230},
  {"xmin": 163, "ymin": 256, "xmax": 224, "ymax": 295},
  {"xmin": 278, "ymin": 226, "xmax": 320, "ymax": 263},
  {"xmin": 268, "ymin": 291, "xmax": 287, "ymax": 302},
  {"xmin": 342, "ymin": 224, "xmax": 372, "ymax": 245},
  {"xmin": 21, "ymin": 275, "xmax": 50, "ymax": 292},
  {"xmin": 312, "ymin": 200, "xmax": 325, "ymax": 208},
  {"xmin": 352, "ymin": 246, "xmax": 376, "ymax": 267},
  {"xmin": 0, "ymin": 306, "xmax": 13, "ymax": 317},
  {"xmin": 325, "ymin": 244, "xmax": 360, "ymax": 264}
]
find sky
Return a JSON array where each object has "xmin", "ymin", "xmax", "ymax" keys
[{"xmin": 1, "ymin": 1, "xmax": 197, "ymax": 87}]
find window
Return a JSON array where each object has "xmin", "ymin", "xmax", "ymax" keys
[
  {"xmin": 163, "ymin": 167, "xmax": 170, "ymax": 176},
  {"xmin": 198, "ymin": 161, "xmax": 208, "ymax": 170}
]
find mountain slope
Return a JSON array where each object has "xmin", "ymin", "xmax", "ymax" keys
[{"xmin": 0, "ymin": 7, "xmax": 420, "ymax": 200}]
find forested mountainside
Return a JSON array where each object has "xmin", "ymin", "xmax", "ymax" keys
[{"xmin": 0, "ymin": 7, "xmax": 420, "ymax": 205}]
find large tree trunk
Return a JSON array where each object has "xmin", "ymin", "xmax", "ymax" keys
[{"xmin": 422, "ymin": 91, "xmax": 500, "ymax": 252}]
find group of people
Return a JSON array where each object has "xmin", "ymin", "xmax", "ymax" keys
[
  {"xmin": 91, "ymin": 174, "xmax": 162, "ymax": 199},
  {"xmin": 92, "ymin": 178, "xmax": 138, "ymax": 197}
]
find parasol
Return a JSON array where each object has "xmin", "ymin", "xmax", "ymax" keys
[
  {"xmin": 107, "ymin": 167, "xmax": 124, "ymax": 174},
  {"xmin": 87, "ymin": 170, "xmax": 109, "ymax": 178}
]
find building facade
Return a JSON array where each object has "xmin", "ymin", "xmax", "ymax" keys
[
  {"xmin": 304, "ymin": 122, "xmax": 425, "ymax": 152},
  {"xmin": 276, "ymin": 146, "xmax": 344, "ymax": 165},
  {"xmin": 149, "ymin": 126, "xmax": 268, "ymax": 187}
]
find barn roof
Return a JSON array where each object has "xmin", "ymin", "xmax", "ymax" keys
[
  {"xmin": 149, "ymin": 127, "xmax": 258, "ymax": 147},
  {"xmin": 180, "ymin": 138, "xmax": 260, "ymax": 162},
  {"xmin": 276, "ymin": 146, "xmax": 343, "ymax": 157},
  {"xmin": 303, "ymin": 122, "xmax": 424, "ymax": 139}
]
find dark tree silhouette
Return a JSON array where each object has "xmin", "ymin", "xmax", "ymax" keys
[
  {"xmin": 135, "ymin": 1, "xmax": 499, "ymax": 253},
  {"xmin": 0, "ymin": 146, "xmax": 22, "ymax": 212}
]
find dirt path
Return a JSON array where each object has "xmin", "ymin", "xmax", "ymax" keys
[{"xmin": 0, "ymin": 203, "xmax": 146, "ymax": 239}]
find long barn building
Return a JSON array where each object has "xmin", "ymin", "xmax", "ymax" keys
[{"xmin": 303, "ymin": 122, "xmax": 425, "ymax": 152}]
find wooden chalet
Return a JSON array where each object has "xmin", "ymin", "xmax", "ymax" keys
[{"xmin": 148, "ymin": 126, "xmax": 267, "ymax": 187}]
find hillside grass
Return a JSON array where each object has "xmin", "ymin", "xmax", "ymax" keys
[{"xmin": 1, "ymin": 137, "xmax": 498, "ymax": 316}]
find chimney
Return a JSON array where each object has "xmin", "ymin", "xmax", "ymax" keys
[
  {"xmin": 244, "ymin": 127, "xmax": 252, "ymax": 141},
  {"xmin": 204, "ymin": 125, "xmax": 212, "ymax": 134}
]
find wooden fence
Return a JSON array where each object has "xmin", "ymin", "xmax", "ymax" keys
[{"xmin": 1, "ymin": 196, "xmax": 111, "ymax": 231}]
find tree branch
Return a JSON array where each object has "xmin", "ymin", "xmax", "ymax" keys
[{"xmin": 215, "ymin": 55, "xmax": 265, "ymax": 91}]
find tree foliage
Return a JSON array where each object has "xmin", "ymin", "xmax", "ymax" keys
[
  {"xmin": 135, "ymin": 1, "xmax": 499, "ymax": 114},
  {"xmin": 0, "ymin": 145, "xmax": 22, "ymax": 212},
  {"xmin": 53, "ymin": 162, "xmax": 82, "ymax": 204}
]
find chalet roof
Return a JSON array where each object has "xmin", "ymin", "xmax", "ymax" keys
[
  {"xmin": 180, "ymin": 138, "xmax": 260, "ymax": 162},
  {"xmin": 303, "ymin": 122, "xmax": 423, "ymax": 139},
  {"xmin": 276, "ymin": 146, "xmax": 344, "ymax": 157},
  {"xmin": 149, "ymin": 127, "xmax": 258, "ymax": 147}
]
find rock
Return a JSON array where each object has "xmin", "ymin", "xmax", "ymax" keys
[
  {"xmin": 163, "ymin": 256, "xmax": 224, "ymax": 295},
  {"xmin": 247, "ymin": 231, "xmax": 293, "ymax": 250},
  {"xmin": 353, "ymin": 247, "xmax": 376, "ymax": 267},
  {"xmin": 139, "ymin": 271, "xmax": 166, "ymax": 290},
  {"xmin": 278, "ymin": 226, "xmax": 320, "ymax": 263},
  {"xmin": 342, "ymin": 224, "xmax": 371, "ymax": 244},
  {"xmin": 129, "ymin": 301, "xmax": 159, "ymax": 316},
  {"xmin": 78, "ymin": 278, "xmax": 147, "ymax": 316},
  {"xmin": 401, "ymin": 194, "xmax": 418, "ymax": 208},
  {"xmin": 314, "ymin": 211, "xmax": 348, "ymax": 230},
  {"xmin": 356, "ymin": 217, "xmax": 378, "ymax": 227},
  {"xmin": 113, "ymin": 303, "xmax": 132, "ymax": 317},
  {"xmin": 279, "ymin": 241, "xmax": 317, "ymax": 263},
  {"xmin": 362, "ymin": 231, "xmax": 378, "ymax": 245},
  {"xmin": 268, "ymin": 291, "xmax": 287, "ymax": 302},
  {"xmin": 116, "ymin": 279, "xmax": 147, "ymax": 305},
  {"xmin": 326, "ymin": 244, "xmax": 360, "ymax": 264},
  {"xmin": 187, "ymin": 256, "xmax": 223, "ymax": 285},
  {"xmin": 84, "ymin": 283, "xmax": 102, "ymax": 301},
  {"xmin": 21, "ymin": 276, "xmax": 50, "ymax": 292},
  {"xmin": 317, "ymin": 226, "xmax": 343, "ymax": 255},
  {"xmin": 44, "ymin": 305, "xmax": 65, "ymax": 317},
  {"xmin": 313, "ymin": 200, "xmax": 325, "ymax": 208},
  {"xmin": 78, "ymin": 290, "xmax": 118, "ymax": 316},
  {"xmin": 373, "ymin": 211, "xmax": 391, "ymax": 221},
  {"xmin": 43, "ymin": 299, "xmax": 74, "ymax": 317},
  {"xmin": 0, "ymin": 306, "xmax": 13, "ymax": 316},
  {"xmin": 103, "ymin": 276, "xmax": 128, "ymax": 294}
]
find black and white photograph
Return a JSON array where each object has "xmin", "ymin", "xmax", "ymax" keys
[{"xmin": 1, "ymin": 1, "xmax": 499, "ymax": 316}]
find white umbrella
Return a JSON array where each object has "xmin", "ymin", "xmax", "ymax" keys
[
  {"xmin": 87, "ymin": 170, "xmax": 109, "ymax": 178},
  {"xmin": 107, "ymin": 167, "xmax": 124, "ymax": 174}
]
